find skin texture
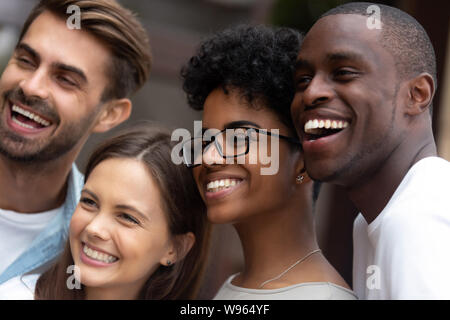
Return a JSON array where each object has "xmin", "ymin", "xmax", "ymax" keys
[
  {"xmin": 193, "ymin": 88, "xmax": 349, "ymax": 289},
  {"xmin": 291, "ymin": 14, "xmax": 436, "ymax": 223},
  {"xmin": 0, "ymin": 11, "xmax": 131, "ymax": 213},
  {"xmin": 69, "ymin": 158, "xmax": 192, "ymax": 300}
]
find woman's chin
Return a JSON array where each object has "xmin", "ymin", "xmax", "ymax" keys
[{"xmin": 206, "ymin": 206, "xmax": 248, "ymax": 225}]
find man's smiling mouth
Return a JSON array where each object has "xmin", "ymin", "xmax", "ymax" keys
[
  {"xmin": 10, "ymin": 102, "xmax": 52, "ymax": 130},
  {"xmin": 304, "ymin": 118, "xmax": 350, "ymax": 141}
]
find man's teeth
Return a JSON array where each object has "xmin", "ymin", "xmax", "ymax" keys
[
  {"xmin": 83, "ymin": 244, "xmax": 118, "ymax": 264},
  {"xmin": 206, "ymin": 179, "xmax": 240, "ymax": 193},
  {"xmin": 304, "ymin": 119, "xmax": 349, "ymax": 133},
  {"xmin": 12, "ymin": 104, "xmax": 51, "ymax": 127}
]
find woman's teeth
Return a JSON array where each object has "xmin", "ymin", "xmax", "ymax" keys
[
  {"xmin": 83, "ymin": 244, "xmax": 118, "ymax": 264},
  {"xmin": 304, "ymin": 119, "xmax": 349, "ymax": 134},
  {"xmin": 206, "ymin": 179, "xmax": 240, "ymax": 193}
]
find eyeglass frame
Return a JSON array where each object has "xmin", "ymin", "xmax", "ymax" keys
[{"xmin": 182, "ymin": 126, "xmax": 302, "ymax": 168}]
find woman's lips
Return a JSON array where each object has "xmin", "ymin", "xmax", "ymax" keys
[
  {"xmin": 80, "ymin": 242, "xmax": 119, "ymax": 267},
  {"xmin": 204, "ymin": 178, "xmax": 244, "ymax": 200}
]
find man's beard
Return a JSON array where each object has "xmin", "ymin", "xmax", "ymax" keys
[{"xmin": 0, "ymin": 87, "xmax": 99, "ymax": 163}]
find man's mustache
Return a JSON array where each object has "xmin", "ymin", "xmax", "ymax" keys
[{"xmin": 3, "ymin": 88, "xmax": 59, "ymax": 124}]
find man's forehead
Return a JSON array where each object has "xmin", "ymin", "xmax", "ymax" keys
[
  {"xmin": 298, "ymin": 14, "xmax": 383, "ymax": 62},
  {"xmin": 304, "ymin": 14, "xmax": 381, "ymax": 45},
  {"xmin": 21, "ymin": 10, "xmax": 110, "ymax": 79}
]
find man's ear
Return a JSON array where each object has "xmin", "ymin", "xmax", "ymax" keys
[
  {"xmin": 405, "ymin": 73, "xmax": 435, "ymax": 116},
  {"xmin": 92, "ymin": 98, "xmax": 132, "ymax": 133},
  {"xmin": 160, "ymin": 232, "xmax": 195, "ymax": 266}
]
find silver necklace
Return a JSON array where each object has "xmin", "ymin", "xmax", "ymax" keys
[{"xmin": 258, "ymin": 249, "xmax": 322, "ymax": 289}]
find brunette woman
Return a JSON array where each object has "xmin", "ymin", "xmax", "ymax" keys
[{"xmin": 0, "ymin": 124, "xmax": 210, "ymax": 299}]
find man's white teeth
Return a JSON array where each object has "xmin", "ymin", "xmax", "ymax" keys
[
  {"xmin": 12, "ymin": 104, "xmax": 51, "ymax": 127},
  {"xmin": 206, "ymin": 179, "xmax": 240, "ymax": 193},
  {"xmin": 12, "ymin": 116, "xmax": 34, "ymax": 129},
  {"xmin": 304, "ymin": 119, "xmax": 349, "ymax": 133},
  {"xmin": 83, "ymin": 244, "xmax": 118, "ymax": 264}
]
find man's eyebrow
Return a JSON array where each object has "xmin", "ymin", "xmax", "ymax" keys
[
  {"xmin": 52, "ymin": 62, "xmax": 88, "ymax": 84},
  {"xmin": 116, "ymin": 204, "xmax": 150, "ymax": 223},
  {"xmin": 16, "ymin": 42, "xmax": 88, "ymax": 85},
  {"xmin": 16, "ymin": 43, "xmax": 40, "ymax": 61},
  {"xmin": 326, "ymin": 51, "xmax": 366, "ymax": 63},
  {"xmin": 295, "ymin": 58, "xmax": 313, "ymax": 71}
]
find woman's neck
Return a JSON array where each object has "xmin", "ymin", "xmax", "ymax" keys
[
  {"xmin": 233, "ymin": 204, "xmax": 319, "ymax": 288},
  {"xmin": 85, "ymin": 285, "xmax": 140, "ymax": 300}
]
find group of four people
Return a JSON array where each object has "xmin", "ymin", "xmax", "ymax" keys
[{"xmin": 0, "ymin": 0, "xmax": 448, "ymax": 300}]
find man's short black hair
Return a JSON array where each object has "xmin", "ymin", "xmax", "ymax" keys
[
  {"xmin": 181, "ymin": 24, "xmax": 302, "ymax": 132},
  {"xmin": 320, "ymin": 2, "xmax": 437, "ymax": 113}
]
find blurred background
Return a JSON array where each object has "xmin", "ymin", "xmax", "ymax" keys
[{"xmin": 0, "ymin": 0, "xmax": 449, "ymax": 299}]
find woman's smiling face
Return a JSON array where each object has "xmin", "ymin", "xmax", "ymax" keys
[
  {"xmin": 193, "ymin": 88, "xmax": 303, "ymax": 225},
  {"xmin": 69, "ymin": 158, "xmax": 175, "ymax": 298}
]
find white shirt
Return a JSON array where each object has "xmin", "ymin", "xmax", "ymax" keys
[
  {"xmin": 353, "ymin": 157, "xmax": 450, "ymax": 299},
  {"xmin": 214, "ymin": 274, "xmax": 357, "ymax": 300},
  {"xmin": 0, "ymin": 274, "xmax": 38, "ymax": 300},
  {"xmin": 0, "ymin": 206, "xmax": 62, "ymax": 275}
]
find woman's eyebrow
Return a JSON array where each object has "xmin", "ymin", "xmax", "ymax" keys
[
  {"xmin": 201, "ymin": 120, "xmax": 261, "ymax": 134},
  {"xmin": 224, "ymin": 120, "xmax": 261, "ymax": 129},
  {"xmin": 81, "ymin": 188, "xmax": 99, "ymax": 202}
]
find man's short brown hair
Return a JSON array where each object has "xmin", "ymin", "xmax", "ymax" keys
[{"xmin": 18, "ymin": 0, "xmax": 152, "ymax": 101}]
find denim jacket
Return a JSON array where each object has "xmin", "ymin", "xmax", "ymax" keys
[{"xmin": 0, "ymin": 164, "xmax": 84, "ymax": 285}]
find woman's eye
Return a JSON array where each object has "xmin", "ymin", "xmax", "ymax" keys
[
  {"xmin": 80, "ymin": 197, "xmax": 97, "ymax": 208},
  {"xmin": 119, "ymin": 213, "xmax": 140, "ymax": 225}
]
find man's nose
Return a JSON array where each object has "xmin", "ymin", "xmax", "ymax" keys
[
  {"xmin": 19, "ymin": 68, "xmax": 50, "ymax": 101},
  {"xmin": 302, "ymin": 74, "xmax": 334, "ymax": 107}
]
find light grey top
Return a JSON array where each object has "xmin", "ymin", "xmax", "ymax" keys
[{"xmin": 214, "ymin": 274, "xmax": 358, "ymax": 300}]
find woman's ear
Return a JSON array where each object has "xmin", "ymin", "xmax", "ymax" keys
[
  {"xmin": 160, "ymin": 232, "xmax": 195, "ymax": 266},
  {"xmin": 294, "ymin": 154, "xmax": 311, "ymax": 185},
  {"xmin": 92, "ymin": 98, "xmax": 132, "ymax": 133},
  {"xmin": 404, "ymin": 73, "xmax": 435, "ymax": 116}
]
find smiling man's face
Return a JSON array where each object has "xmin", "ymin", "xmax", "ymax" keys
[
  {"xmin": 291, "ymin": 14, "xmax": 406, "ymax": 187},
  {"xmin": 0, "ymin": 10, "xmax": 111, "ymax": 162}
]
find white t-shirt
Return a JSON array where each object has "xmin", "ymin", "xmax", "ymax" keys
[
  {"xmin": 353, "ymin": 157, "xmax": 450, "ymax": 299},
  {"xmin": 214, "ymin": 274, "xmax": 357, "ymax": 300},
  {"xmin": 0, "ymin": 274, "xmax": 38, "ymax": 300},
  {"xmin": 0, "ymin": 206, "xmax": 63, "ymax": 275}
]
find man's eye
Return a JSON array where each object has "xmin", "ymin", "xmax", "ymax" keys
[
  {"xmin": 334, "ymin": 69, "xmax": 359, "ymax": 80},
  {"xmin": 119, "ymin": 213, "xmax": 140, "ymax": 225},
  {"xmin": 56, "ymin": 75, "xmax": 77, "ymax": 87},
  {"xmin": 295, "ymin": 76, "xmax": 311, "ymax": 90},
  {"xmin": 17, "ymin": 57, "xmax": 34, "ymax": 67}
]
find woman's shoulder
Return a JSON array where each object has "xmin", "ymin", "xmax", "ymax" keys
[{"xmin": 0, "ymin": 274, "xmax": 39, "ymax": 300}]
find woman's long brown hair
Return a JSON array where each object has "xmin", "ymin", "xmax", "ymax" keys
[{"xmin": 35, "ymin": 124, "xmax": 210, "ymax": 299}]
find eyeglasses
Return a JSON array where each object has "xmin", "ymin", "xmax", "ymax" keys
[{"xmin": 181, "ymin": 126, "xmax": 301, "ymax": 168}]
